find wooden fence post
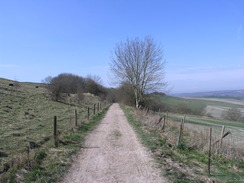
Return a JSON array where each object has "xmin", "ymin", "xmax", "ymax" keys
[
  {"xmin": 100, "ymin": 103, "xmax": 102, "ymax": 110},
  {"xmin": 208, "ymin": 127, "xmax": 212, "ymax": 176},
  {"xmin": 182, "ymin": 115, "xmax": 186, "ymax": 130},
  {"xmin": 212, "ymin": 131, "xmax": 231, "ymax": 147},
  {"xmin": 93, "ymin": 104, "xmax": 96, "ymax": 115},
  {"xmin": 217, "ymin": 126, "xmax": 225, "ymax": 153},
  {"xmin": 75, "ymin": 109, "xmax": 78, "ymax": 126},
  {"xmin": 177, "ymin": 119, "xmax": 184, "ymax": 146},
  {"xmin": 166, "ymin": 112, "xmax": 169, "ymax": 123},
  {"xmin": 97, "ymin": 103, "xmax": 99, "ymax": 112},
  {"xmin": 157, "ymin": 116, "xmax": 163, "ymax": 124},
  {"xmin": 87, "ymin": 107, "xmax": 90, "ymax": 119},
  {"xmin": 219, "ymin": 126, "xmax": 225, "ymax": 148},
  {"xmin": 161, "ymin": 116, "xmax": 166, "ymax": 131},
  {"xmin": 146, "ymin": 107, "xmax": 149, "ymax": 115},
  {"xmin": 53, "ymin": 116, "xmax": 58, "ymax": 147},
  {"xmin": 26, "ymin": 145, "xmax": 30, "ymax": 168}
]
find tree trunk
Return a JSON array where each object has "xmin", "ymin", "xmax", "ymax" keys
[
  {"xmin": 135, "ymin": 98, "xmax": 140, "ymax": 108},
  {"xmin": 134, "ymin": 89, "xmax": 140, "ymax": 108}
]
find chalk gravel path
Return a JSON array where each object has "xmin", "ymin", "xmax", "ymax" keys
[{"xmin": 61, "ymin": 103, "xmax": 167, "ymax": 183}]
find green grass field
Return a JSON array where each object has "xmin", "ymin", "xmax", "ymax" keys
[
  {"xmin": 158, "ymin": 95, "xmax": 206, "ymax": 114},
  {"xmin": 165, "ymin": 112, "xmax": 244, "ymax": 128},
  {"xmin": 157, "ymin": 95, "xmax": 244, "ymax": 149},
  {"xmin": 157, "ymin": 95, "xmax": 244, "ymax": 119},
  {"xmin": 0, "ymin": 78, "xmax": 105, "ymax": 181},
  {"xmin": 159, "ymin": 95, "xmax": 244, "ymax": 111}
]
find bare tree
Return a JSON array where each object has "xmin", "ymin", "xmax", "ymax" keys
[
  {"xmin": 87, "ymin": 75, "xmax": 102, "ymax": 85},
  {"xmin": 42, "ymin": 76, "xmax": 53, "ymax": 84},
  {"xmin": 110, "ymin": 36, "xmax": 167, "ymax": 108},
  {"xmin": 48, "ymin": 73, "xmax": 85, "ymax": 101}
]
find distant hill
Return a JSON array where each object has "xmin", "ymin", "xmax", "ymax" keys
[{"xmin": 172, "ymin": 90, "xmax": 244, "ymax": 98}]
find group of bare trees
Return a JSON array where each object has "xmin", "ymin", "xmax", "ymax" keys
[
  {"xmin": 44, "ymin": 36, "xmax": 167, "ymax": 108},
  {"xmin": 44, "ymin": 73, "xmax": 107, "ymax": 102},
  {"xmin": 43, "ymin": 35, "xmax": 243, "ymax": 124}
]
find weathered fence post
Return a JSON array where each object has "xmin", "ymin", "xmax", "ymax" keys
[
  {"xmin": 182, "ymin": 115, "xmax": 186, "ymax": 130},
  {"xmin": 75, "ymin": 109, "xmax": 78, "ymax": 126},
  {"xmin": 208, "ymin": 127, "xmax": 212, "ymax": 176},
  {"xmin": 217, "ymin": 126, "xmax": 225, "ymax": 154},
  {"xmin": 166, "ymin": 112, "xmax": 169, "ymax": 123},
  {"xmin": 157, "ymin": 116, "xmax": 163, "ymax": 124},
  {"xmin": 146, "ymin": 107, "xmax": 149, "ymax": 115},
  {"xmin": 100, "ymin": 103, "xmax": 102, "ymax": 110},
  {"xmin": 53, "ymin": 116, "xmax": 58, "ymax": 147},
  {"xmin": 219, "ymin": 126, "xmax": 225, "ymax": 149},
  {"xmin": 97, "ymin": 103, "xmax": 99, "ymax": 112},
  {"xmin": 212, "ymin": 130, "xmax": 231, "ymax": 148},
  {"xmin": 93, "ymin": 104, "xmax": 96, "ymax": 115},
  {"xmin": 177, "ymin": 119, "xmax": 184, "ymax": 146},
  {"xmin": 26, "ymin": 145, "xmax": 30, "ymax": 168},
  {"xmin": 161, "ymin": 116, "xmax": 166, "ymax": 131},
  {"xmin": 87, "ymin": 107, "xmax": 90, "ymax": 119}
]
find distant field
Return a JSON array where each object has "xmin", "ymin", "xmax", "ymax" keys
[
  {"xmin": 158, "ymin": 95, "xmax": 244, "ymax": 149},
  {"xmin": 185, "ymin": 97, "xmax": 244, "ymax": 107},
  {"xmin": 158, "ymin": 95, "xmax": 206, "ymax": 114},
  {"xmin": 159, "ymin": 95, "xmax": 244, "ymax": 118},
  {"xmin": 186, "ymin": 97, "xmax": 244, "ymax": 118},
  {"xmin": 162, "ymin": 112, "xmax": 244, "ymax": 149}
]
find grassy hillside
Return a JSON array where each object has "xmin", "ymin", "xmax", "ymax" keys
[
  {"xmin": 155, "ymin": 95, "xmax": 244, "ymax": 150},
  {"xmin": 158, "ymin": 95, "xmax": 244, "ymax": 115},
  {"xmin": 158, "ymin": 95, "xmax": 206, "ymax": 114},
  {"xmin": 173, "ymin": 90, "xmax": 244, "ymax": 98},
  {"xmin": 167, "ymin": 113, "xmax": 244, "ymax": 128},
  {"xmin": 189, "ymin": 98, "xmax": 244, "ymax": 108},
  {"xmin": 0, "ymin": 78, "xmax": 106, "ymax": 182}
]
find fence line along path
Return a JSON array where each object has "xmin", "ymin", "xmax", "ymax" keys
[{"xmin": 61, "ymin": 103, "xmax": 167, "ymax": 183}]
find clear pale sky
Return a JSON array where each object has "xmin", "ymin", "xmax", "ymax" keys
[{"xmin": 0, "ymin": 0, "xmax": 243, "ymax": 93}]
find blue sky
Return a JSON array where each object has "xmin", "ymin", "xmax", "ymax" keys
[{"xmin": 0, "ymin": 0, "xmax": 243, "ymax": 93}]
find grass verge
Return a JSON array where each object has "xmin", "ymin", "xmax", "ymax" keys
[{"xmin": 121, "ymin": 105, "xmax": 244, "ymax": 183}]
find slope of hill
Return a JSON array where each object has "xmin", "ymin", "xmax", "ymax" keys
[
  {"xmin": 0, "ymin": 78, "xmax": 104, "ymax": 181},
  {"xmin": 153, "ymin": 94, "xmax": 244, "ymax": 119},
  {"xmin": 172, "ymin": 90, "xmax": 244, "ymax": 98}
]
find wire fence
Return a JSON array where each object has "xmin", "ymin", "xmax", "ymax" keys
[{"xmin": 135, "ymin": 107, "xmax": 244, "ymax": 175}]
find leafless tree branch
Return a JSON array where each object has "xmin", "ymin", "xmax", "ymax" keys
[{"xmin": 110, "ymin": 36, "xmax": 167, "ymax": 108}]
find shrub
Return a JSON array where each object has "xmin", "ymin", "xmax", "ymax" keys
[
  {"xmin": 222, "ymin": 108, "xmax": 242, "ymax": 122},
  {"xmin": 46, "ymin": 73, "xmax": 109, "ymax": 102}
]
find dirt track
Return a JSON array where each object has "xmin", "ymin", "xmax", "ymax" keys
[{"xmin": 61, "ymin": 103, "xmax": 166, "ymax": 183}]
